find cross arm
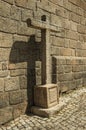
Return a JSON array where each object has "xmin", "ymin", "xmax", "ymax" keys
[{"xmin": 27, "ymin": 18, "xmax": 60, "ymax": 32}]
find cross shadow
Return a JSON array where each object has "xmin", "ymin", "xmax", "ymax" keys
[{"xmin": 9, "ymin": 35, "xmax": 41, "ymax": 114}]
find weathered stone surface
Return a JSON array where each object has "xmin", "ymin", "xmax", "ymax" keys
[
  {"xmin": 2, "ymin": 48, "xmax": 11, "ymax": 61},
  {"xmin": 34, "ymin": 84, "xmax": 59, "ymax": 108},
  {"xmin": 0, "ymin": 1, "xmax": 11, "ymax": 17},
  {"xmin": 2, "ymin": 62, "xmax": 8, "ymax": 70},
  {"xmin": 21, "ymin": 9, "xmax": 33, "ymax": 22},
  {"xmin": 58, "ymin": 73, "xmax": 73, "ymax": 81},
  {"xmin": 0, "ymin": 70, "xmax": 8, "ymax": 77},
  {"xmin": 51, "ymin": 36, "xmax": 64, "ymax": 47},
  {"xmin": 0, "ymin": 16, "xmax": 17, "ymax": 33},
  {"xmin": 10, "ymin": 69, "xmax": 26, "ymax": 76},
  {"xmin": 0, "ymin": 93, "xmax": 9, "ymax": 108},
  {"xmin": 0, "ymin": 0, "xmax": 86, "ymax": 126},
  {"xmin": 17, "ymin": 22, "xmax": 35, "ymax": 35},
  {"xmin": 21, "ymin": 90, "xmax": 28, "ymax": 101},
  {"xmin": 51, "ymin": 14, "xmax": 63, "ymax": 27},
  {"xmin": 19, "ymin": 76, "xmax": 27, "ymax": 89},
  {"xmin": 10, "ymin": 5, "xmax": 21, "ymax": 21},
  {"xmin": 77, "ymin": 25, "xmax": 86, "ymax": 34},
  {"xmin": 0, "ymin": 48, "xmax": 11, "ymax": 61},
  {"xmin": 9, "ymin": 91, "xmax": 23, "ymax": 105},
  {"xmin": 51, "ymin": 46, "xmax": 60, "ymax": 55},
  {"xmin": 60, "ymin": 48, "xmax": 72, "ymax": 56},
  {"xmin": 0, "ymin": 79, "xmax": 4, "ymax": 92},
  {"xmin": 0, "ymin": 32, "xmax": 13, "ymax": 48},
  {"xmin": 0, "ymin": 63, "xmax": 2, "ymax": 70},
  {"xmin": 13, "ymin": 101, "xmax": 27, "ymax": 119},
  {"xmin": 3, "ymin": 0, "xmax": 14, "ymax": 4},
  {"xmin": 0, "ymin": 107, "xmax": 13, "ymax": 125},
  {"xmin": 5, "ymin": 77, "xmax": 20, "ymax": 91},
  {"xmin": 15, "ymin": 0, "xmax": 28, "ymax": 8}
]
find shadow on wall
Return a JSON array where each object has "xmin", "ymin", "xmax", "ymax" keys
[{"xmin": 9, "ymin": 35, "xmax": 41, "ymax": 114}]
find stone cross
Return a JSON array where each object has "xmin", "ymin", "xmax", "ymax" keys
[{"xmin": 27, "ymin": 16, "xmax": 60, "ymax": 84}]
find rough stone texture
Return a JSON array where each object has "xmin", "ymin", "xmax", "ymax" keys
[
  {"xmin": 4, "ymin": 77, "xmax": 20, "ymax": 91},
  {"xmin": 0, "ymin": 107, "xmax": 13, "ymax": 125},
  {"xmin": 34, "ymin": 84, "xmax": 59, "ymax": 108},
  {"xmin": 0, "ymin": 0, "xmax": 86, "ymax": 125},
  {"xmin": 1, "ymin": 87, "xmax": 86, "ymax": 129},
  {"xmin": 0, "ymin": 79, "xmax": 4, "ymax": 92},
  {"xmin": 0, "ymin": 93, "xmax": 9, "ymax": 108}
]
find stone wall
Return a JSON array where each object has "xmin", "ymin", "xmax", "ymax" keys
[{"xmin": 0, "ymin": 0, "xmax": 86, "ymax": 125}]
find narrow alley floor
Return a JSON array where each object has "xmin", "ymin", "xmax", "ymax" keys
[{"xmin": 0, "ymin": 87, "xmax": 86, "ymax": 130}]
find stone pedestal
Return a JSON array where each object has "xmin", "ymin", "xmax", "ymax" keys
[{"xmin": 31, "ymin": 84, "xmax": 59, "ymax": 117}]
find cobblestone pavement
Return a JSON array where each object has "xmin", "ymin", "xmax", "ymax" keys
[{"xmin": 0, "ymin": 87, "xmax": 86, "ymax": 130}]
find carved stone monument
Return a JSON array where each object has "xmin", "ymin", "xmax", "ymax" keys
[{"xmin": 27, "ymin": 16, "xmax": 60, "ymax": 117}]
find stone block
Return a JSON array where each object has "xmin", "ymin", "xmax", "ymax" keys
[
  {"xmin": 0, "ymin": 93, "xmax": 9, "ymax": 108},
  {"xmin": 73, "ymin": 65, "xmax": 84, "ymax": 72},
  {"xmin": 35, "ymin": 61, "xmax": 41, "ymax": 68},
  {"xmin": 64, "ymin": 65, "xmax": 72, "ymax": 73},
  {"xmin": 70, "ymin": 21, "xmax": 77, "ymax": 31},
  {"xmin": 20, "ymin": 76, "xmax": 27, "ymax": 89},
  {"xmin": 17, "ymin": 22, "xmax": 35, "ymax": 35},
  {"xmin": 60, "ymin": 81, "xmax": 69, "ymax": 92},
  {"xmin": 64, "ymin": 19, "xmax": 70, "ymax": 30},
  {"xmin": 66, "ymin": 30, "xmax": 79, "ymax": 40},
  {"xmin": 70, "ymin": 13, "xmax": 80, "ymax": 23},
  {"xmin": 57, "ymin": 66, "xmax": 64, "ymax": 74},
  {"xmin": 0, "ymin": 16, "xmax": 17, "ymax": 34},
  {"xmin": 9, "ymin": 91, "xmax": 23, "ymax": 105},
  {"xmin": 0, "ymin": 107, "xmax": 13, "ymax": 125},
  {"xmin": 52, "ymin": 37, "xmax": 64, "ymax": 47},
  {"xmin": 0, "ymin": 1, "xmax": 10, "ymax": 17},
  {"xmin": 5, "ymin": 77, "xmax": 20, "ymax": 91},
  {"xmin": 15, "ymin": 0, "xmax": 28, "ymax": 8},
  {"xmin": 77, "ymin": 25, "xmax": 86, "ymax": 34},
  {"xmin": 34, "ymin": 84, "xmax": 59, "ymax": 108},
  {"xmin": 10, "ymin": 5, "xmax": 21, "ymax": 21},
  {"xmin": 70, "ymin": 3, "xmax": 77, "ymax": 14},
  {"xmin": 56, "ymin": 58, "xmax": 66, "ymax": 65},
  {"xmin": 13, "ymin": 34, "xmax": 28, "ymax": 43},
  {"xmin": 21, "ymin": 90, "xmax": 28, "ymax": 101},
  {"xmin": 2, "ymin": 48, "xmax": 11, "ymax": 61},
  {"xmin": 73, "ymin": 72, "xmax": 82, "ymax": 79},
  {"xmin": 36, "ymin": 1, "xmax": 53, "ymax": 13},
  {"xmin": 0, "ymin": 48, "xmax": 11, "ymax": 61},
  {"xmin": 10, "ymin": 69, "xmax": 26, "ymax": 76},
  {"xmin": 69, "ymin": 40, "xmax": 77, "ymax": 49},
  {"xmin": 21, "ymin": 9, "xmax": 33, "ymax": 22},
  {"xmin": 76, "ymin": 79, "xmax": 83, "ymax": 88},
  {"xmin": 51, "ymin": 47, "xmax": 60, "ymax": 55},
  {"xmin": 63, "ymin": 0, "xmax": 71, "ymax": 11},
  {"xmin": 60, "ymin": 48, "xmax": 72, "ymax": 56},
  {"xmin": 8, "ymin": 63, "xmax": 16, "ymax": 70},
  {"xmin": 36, "ymin": 76, "xmax": 41, "ymax": 86},
  {"xmin": 13, "ymin": 101, "xmax": 27, "ymax": 119},
  {"xmin": 2, "ymin": 62, "xmax": 8, "ymax": 70},
  {"xmin": 0, "ymin": 79, "xmax": 4, "ymax": 92},
  {"xmin": 58, "ymin": 73, "xmax": 73, "ymax": 81},
  {"xmin": 51, "ymin": 14, "xmax": 63, "ymax": 27},
  {"xmin": 0, "ymin": 70, "xmax": 8, "ymax": 78}
]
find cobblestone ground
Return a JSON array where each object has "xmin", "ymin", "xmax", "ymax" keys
[{"xmin": 0, "ymin": 87, "xmax": 86, "ymax": 130}]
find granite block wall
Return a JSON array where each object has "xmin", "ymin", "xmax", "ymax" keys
[{"xmin": 0, "ymin": 0, "xmax": 86, "ymax": 125}]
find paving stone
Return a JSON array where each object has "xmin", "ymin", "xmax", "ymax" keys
[{"xmin": 0, "ymin": 87, "xmax": 85, "ymax": 130}]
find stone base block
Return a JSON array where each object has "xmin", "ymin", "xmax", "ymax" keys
[
  {"xmin": 31, "ymin": 102, "xmax": 65, "ymax": 118},
  {"xmin": 34, "ymin": 84, "xmax": 59, "ymax": 108}
]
